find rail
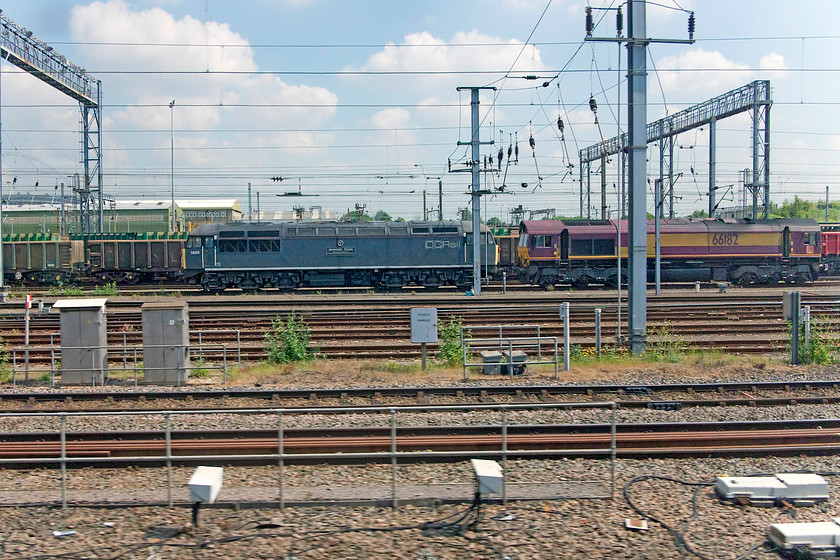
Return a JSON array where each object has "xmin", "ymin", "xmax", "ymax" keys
[{"xmin": 0, "ymin": 402, "xmax": 618, "ymax": 509}]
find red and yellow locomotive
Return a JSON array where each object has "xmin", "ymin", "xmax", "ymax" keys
[{"xmin": 517, "ymin": 218, "xmax": 821, "ymax": 288}]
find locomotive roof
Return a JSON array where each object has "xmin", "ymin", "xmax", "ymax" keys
[
  {"xmin": 187, "ymin": 220, "xmax": 486, "ymax": 236},
  {"xmin": 520, "ymin": 217, "xmax": 820, "ymax": 235}
]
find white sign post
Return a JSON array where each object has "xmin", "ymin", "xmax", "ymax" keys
[
  {"xmin": 410, "ymin": 307, "xmax": 438, "ymax": 370},
  {"xmin": 23, "ymin": 294, "xmax": 33, "ymax": 382}
]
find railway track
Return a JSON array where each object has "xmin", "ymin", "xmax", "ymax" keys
[
  {"xmin": 3, "ymin": 419, "xmax": 840, "ymax": 466},
  {"xmin": 1, "ymin": 380, "xmax": 839, "ymax": 412},
  {"xmin": 7, "ymin": 276, "xmax": 840, "ymax": 298},
  {"xmin": 2, "ymin": 292, "xmax": 840, "ymax": 361}
]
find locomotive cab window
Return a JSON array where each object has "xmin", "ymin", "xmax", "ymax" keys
[
  {"xmin": 518, "ymin": 233, "xmax": 529, "ymax": 247},
  {"xmin": 186, "ymin": 237, "xmax": 200, "ymax": 249},
  {"xmin": 204, "ymin": 237, "xmax": 214, "ymax": 248},
  {"xmin": 532, "ymin": 235, "xmax": 552, "ymax": 248}
]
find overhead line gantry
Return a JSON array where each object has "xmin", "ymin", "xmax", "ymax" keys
[
  {"xmin": 579, "ymin": 80, "xmax": 771, "ymax": 220},
  {"xmin": 0, "ymin": 10, "xmax": 103, "ymax": 233}
]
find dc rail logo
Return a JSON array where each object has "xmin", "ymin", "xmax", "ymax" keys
[{"xmin": 425, "ymin": 240, "xmax": 459, "ymax": 249}]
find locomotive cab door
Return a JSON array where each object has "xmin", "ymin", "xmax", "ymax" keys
[
  {"xmin": 203, "ymin": 236, "xmax": 216, "ymax": 268},
  {"xmin": 782, "ymin": 227, "xmax": 791, "ymax": 258},
  {"xmin": 560, "ymin": 230, "xmax": 569, "ymax": 260}
]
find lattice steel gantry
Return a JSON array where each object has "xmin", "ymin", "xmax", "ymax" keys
[
  {"xmin": 0, "ymin": 10, "xmax": 103, "ymax": 233},
  {"xmin": 579, "ymin": 80, "xmax": 772, "ymax": 219}
]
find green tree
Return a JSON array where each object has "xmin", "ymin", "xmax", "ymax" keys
[
  {"xmin": 374, "ymin": 210, "xmax": 392, "ymax": 221},
  {"xmin": 774, "ymin": 196, "xmax": 816, "ymax": 219},
  {"xmin": 341, "ymin": 210, "xmax": 368, "ymax": 222}
]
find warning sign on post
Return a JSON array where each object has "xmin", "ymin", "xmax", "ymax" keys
[{"xmin": 410, "ymin": 307, "xmax": 438, "ymax": 343}]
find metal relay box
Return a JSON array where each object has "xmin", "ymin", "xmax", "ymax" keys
[
  {"xmin": 715, "ymin": 473, "xmax": 828, "ymax": 507},
  {"xmin": 52, "ymin": 298, "xmax": 108, "ymax": 385},
  {"xmin": 141, "ymin": 301, "xmax": 190, "ymax": 385},
  {"xmin": 769, "ymin": 518, "xmax": 840, "ymax": 559}
]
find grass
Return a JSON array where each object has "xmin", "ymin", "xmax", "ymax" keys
[
  {"xmin": 215, "ymin": 348, "xmax": 807, "ymax": 388},
  {"xmin": 0, "ymin": 349, "xmax": 818, "ymax": 387}
]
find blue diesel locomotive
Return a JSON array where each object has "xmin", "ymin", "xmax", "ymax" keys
[{"xmin": 184, "ymin": 220, "xmax": 498, "ymax": 292}]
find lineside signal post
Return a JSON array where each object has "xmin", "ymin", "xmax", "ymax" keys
[{"xmin": 411, "ymin": 307, "xmax": 438, "ymax": 370}]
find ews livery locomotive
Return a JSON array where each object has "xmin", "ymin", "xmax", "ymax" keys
[
  {"xmin": 518, "ymin": 218, "xmax": 820, "ymax": 288},
  {"xmin": 184, "ymin": 220, "xmax": 498, "ymax": 292}
]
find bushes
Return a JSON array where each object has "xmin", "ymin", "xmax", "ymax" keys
[
  {"xmin": 436, "ymin": 317, "xmax": 469, "ymax": 366},
  {"xmin": 264, "ymin": 313, "xmax": 315, "ymax": 364},
  {"xmin": 645, "ymin": 324, "xmax": 688, "ymax": 363},
  {"xmin": 0, "ymin": 335, "xmax": 9, "ymax": 383},
  {"xmin": 793, "ymin": 315, "xmax": 837, "ymax": 365}
]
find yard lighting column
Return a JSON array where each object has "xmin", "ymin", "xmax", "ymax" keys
[
  {"xmin": 0, "ymin": 54, "xmax": 4, "ymax": 289},
  {"xmin": 169, "ymin": 100, "xmax": 176, "ymax": 233}
]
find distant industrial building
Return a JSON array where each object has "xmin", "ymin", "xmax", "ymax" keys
[
  {"xmin": 254, "ymin": 207, "xmax": 337, "ymax": 221},
  {"xmin": 180, "ymin": 199, "xmax": 242, "ymax": 228},
  {"xmin": 0, "ymin": 198, "xmax": 241, "ymax": 236}
]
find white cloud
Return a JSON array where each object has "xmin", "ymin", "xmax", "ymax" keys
[
  {"xmin": 62, "ymin": 0, "xmax": 339, "ymax": 181},
  {"xmin": 759, "ymin": 53, "xmax": 787, "ymax": 72},
  {"xmin": 655, "ymin": 48, "xmax": 751, "ymax": 95},
  {"xmin": 361, "ymin": 29, "xmax": 545, "ymax": 75},
  {"xmin": 370, "ymin": 108, "xmax": 410, "ymax": 129}
]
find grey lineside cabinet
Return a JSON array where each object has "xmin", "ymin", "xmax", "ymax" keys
[
  {"xmin": 141, "ymin": 301, "xmax": 190, "ymax": 385},
  {"xmin": 52, "ymin": 298, "xmax": 109, "ymax": 385}
]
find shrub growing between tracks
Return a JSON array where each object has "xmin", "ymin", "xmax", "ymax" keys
[
  {"xmin": 645, "ymin": 323, "xmax": 688, "ymax": 363},
  {"xmin": 264, "ymin": 313, "xmax": 315, "ymax": 364},
  {"xmin": 92, "ymin": 282, "xmax": 119, "ymax": 296},
  {"xmin": 791, "ymin": 315, "xmax": 837, "ymax": 365},
  {"xmin": 0, "ymin": 335, "xmax": 10, "ymax": 383},
  {"xmin": 436, "ymin": 317, "xmax": 469, "ymax": 366}
]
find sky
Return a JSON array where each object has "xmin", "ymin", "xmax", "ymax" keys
[{"xmin": 0, "ymin": 0, "xmax": 838, "ymax": 223}]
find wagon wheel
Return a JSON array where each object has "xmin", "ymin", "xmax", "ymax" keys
[
  {"xmin": 765, "ymin": 272, "xmax": 782, "ymax": 285},
  {"xmin": 736, "ymin": 272, "xmax": 757, "ymax": 287},
  {"xmin": 605, "ymin": 273, "xmax": 627, "ymax": 289},
  {"xmin": 571, "ymin": 275, "xmax": 591, "ymax": 289}
]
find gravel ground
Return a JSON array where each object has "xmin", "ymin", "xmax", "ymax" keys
[
  {"xmin": 2, "ymin": 455, "xmax": 840, "ymax": 559},
  {"xmin": 3, "ymin": 366, "xmax": 840, "ymax": 557}
]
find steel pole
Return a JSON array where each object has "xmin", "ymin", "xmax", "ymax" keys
[
  {"xmin": 709, "ymin": 118, "xmax": 716, "ymax": 217},
  {"xmin": 0, "ymin": 54, "xmax": 4, "ymax": 289},
  {"xmin": 169, "ymin": 100, "xmax": 175, "ymax": 232},
  {"xmin": 627, "ymin": 0, "xmax": 648, "ymax": 355},
  {"xmin": 654, "ymin": 179, "xmax": 661, "ymax": 294},
  {"xmin": 470, "ymin": 88, "xmax": 481, "ymax": 296}
]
